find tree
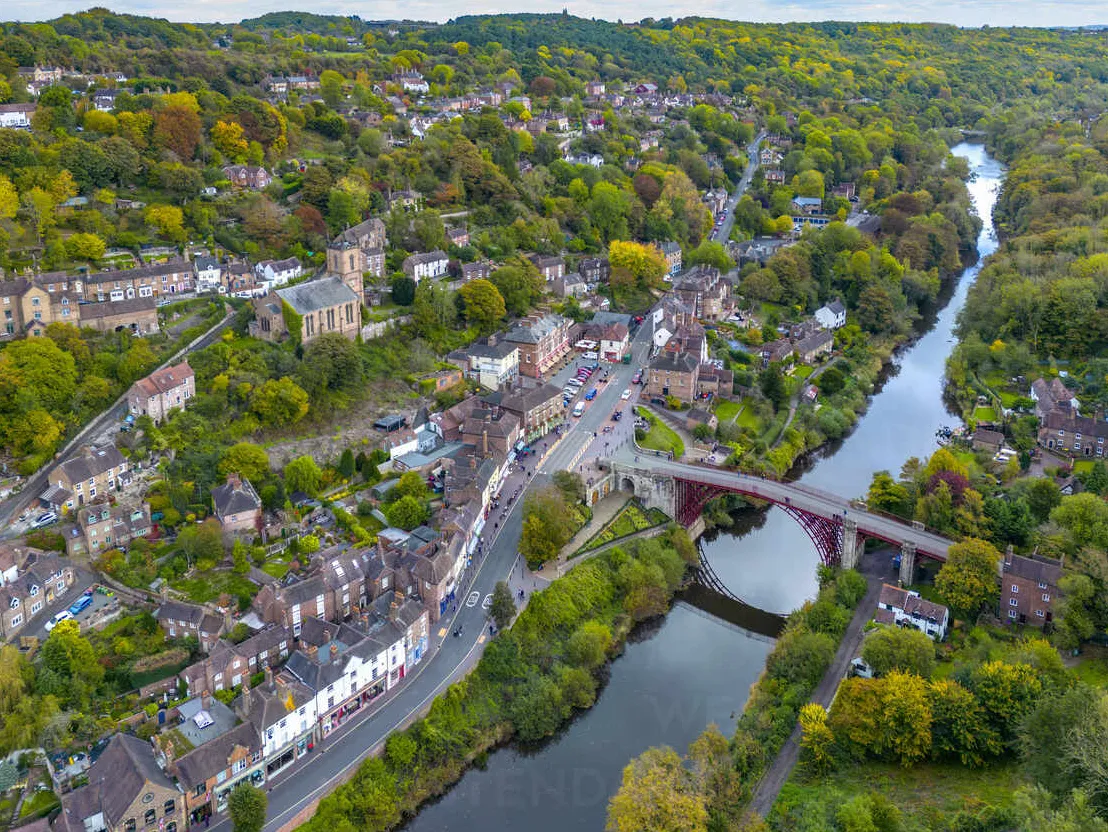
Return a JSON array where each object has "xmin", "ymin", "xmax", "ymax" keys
[
  {"xmin": 153, "ymin": 105, "xmax": 202, "ymax": 160},
  {"xmin": 1051, "ymin": 493, "xmax": 1108, "ymax": 550},
  {"xmin": 934, "ymin": 537, "xmax": 1002, "ymax": 617},
  {"xmin": 145, "ymin": 204, "xmax": 185, "ymax": 241},
  {"xmin": 284, "ymin": 456, "xmax": 322, "ymax": 497},
  {"xmin": 606, "ymin": 746, "xmax": 709, "ymax": 832},
  {"xmin": 798, "ymin": 703, "xmax": 836, "ymax": 774},
  {"xmin": 867, "ymin": 471, "xmax": 912, "ymax": 518},
  {"xmin": 566, "ymin": 620, "xmax": 612, "ymax": 669},
  {"xmin": 228, "ymin": 783, "xmax": 267, "ymax": 832},
  {"xmin": 39, "ymin": 620, "xmax": 104, "ymax": 709},
  {"xmin": 64, "ymin": 233, "xmax": 106, "ymax": 262},
  {"xmin": 490, "ymin": 264, "xmax": 544, "ymax": 316},
  {"xmin": 211, "ymin": 120, "xmax": 249, "ymax": 161},
  {"xmin": 338, "ymin": 449, "xmax": 356, "ymax": 479},
  {"xmin": 386, "ymin": 495, "xmax": 429, "ymax": 531},
  {"xmin": 1020, "ymin": 683, "xmax": 1102, "ymax": 797},
  {"xmin": 520, "ymin": 486, "xmax": 575, "ymax": 569},
  {"xmin": 393, "ymin": 472, "xmax": 429, "ymax": 502},
  {"xmin": 459, "ymin": 279, "xmax": 506, "ymax": 333},
  {"xmin": 862, "ymin": 626, "xmax": 935, "ymax": 678},
  {"xmin": 1013, "ymin": 786, "xmax": 1108, "ymax": 832},
  {"xmin": 251, "ymin": 378, "xmax": 310, "ymax": 426},
  {"xmin": 758, "ymin": 365, "xmax": 788, "ymax": 411},
  {"xmin": 390, "ymin": 276, "xmax": 416, "ymax": 306},
  {"xmin": 872, "ymin": 671, "xmax": 933, "ymax": 766},
  {"xmin": 552, "ymin": 471, "xmax": 586, "ymax": 505},
  {"xmin": 930, "ymin": 678, "xmax": 994, "ymax": 766},
  {"xmin": 177, "ymin": 519, "xmax": 225, "ymax": 571},
  {"xmin": 219, "ymin": 443, "xmax": 271, "ymax": 484},
  {"xmin": 609, "ymin": 240, "xmax": 667, "ymax": 286},
  {"xmin": 489, "ymin": 580, "xmax": 516, "ymax": 629}
]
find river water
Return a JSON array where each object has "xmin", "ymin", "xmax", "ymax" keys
[{"xmin": 401, "ymin": 143, "xmax": 1003, "ymax": 832}]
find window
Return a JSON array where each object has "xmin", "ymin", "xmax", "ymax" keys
[
  {"xmin": 1008, "ymin": 609, "xmax": 1018, "ymax": 619},
  {"xmin": 144, "ymin": 809, "xmax": 156, "ymax": 825},
  {"xmin": 29, "ymin": 585, "xmax": 37, "ymax": 597},
  {"xmin": 1038, "ymin": 581, "xmax": 1047, "ymax": 589},
  {"xmin": 166, "ymin": 824, "xmax": 177, "ymax": 832},
  {"xmin": 216, "ymin": 770, "xmax": 227, "ymax": 784},
  {"xmin": 233, "ymin": 758, "xmax": 247, "ymax": 773},
  {"xmin": 1010, "ymin": 585, "xmax": 1018, "ymax": 593},
  {"xmin": 125, "ymin": 821, "xmax": 136, "ymax": 832},
  {"xmin": 31, "ymin": 601, "xmax": 42, "ymax": 615},
  {"xmin": 164, "ymin": 800, "xmax": 175, "ymax": 815},
  {"xmin": 1042, "ymin": 594, "xmax": 1051, "ymax": 602},
  {"xmin": 193, "ymin": 785, "xmax": 205, "ymax": 797},
  {"xmin": 1035, "ymin": 610, "xmax": 1045, "ymax": 618},
  {"xmin": 10, "ymin": 614, "xmax": 21, "ymax": 627},
  {"xmin": 1009, "ymin": 598, "xmax": 1018, "ymax": 607}
]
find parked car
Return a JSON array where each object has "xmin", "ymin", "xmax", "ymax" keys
[
  {"xmin": 585, "ymin": 388, "xmax": 598, "ymax": 401},
  {"xmin": 632, "ymin": 371, "xmax": 642, "ymax": 384},
  {"xmin": 45, "ymin": 610, "xmax": 73, "ymax": 633},
  {"xmin": 611, "ymin": 411, "xmax": 623, "ymax": 421},
  {"xmin": 621, "ymin": 388, "xmax": 632, "ymax": 400},
  {"xmin": 32, "ymin": 512, "xmax": 57, "ymax": 529},
  {"xmin": 68, "ymin": 594, "xmax": 93, "ymax": 616},
  {"xmin": 572, "ymin": 402, "xmax": 585, "ymax": 417}
]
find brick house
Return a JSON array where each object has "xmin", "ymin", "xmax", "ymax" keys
[
  {"xmin": 530, "ymin": 255, "xmax": 565, "ymax": 282},
  {"xmin": 672, "ymin": 265, "xmax": 733, "ymax": 321},
  {"xmin": 211, "ymin": 474, "xmax": 262, "ymax": 537},
  {"xmin": 127, "ymin": 361, "xmax": 195, "ymax": 423},
  {"xmin": 154, "ymin": 598, "xmax": 226, "ymax": 651},
  {"xmin": 500, "ymin": 383, "xmax": 564, "ymax": 440},
  {"xmin": 79, "ymin": 297, "xmax": 160, "ymax": 335},
  {"xmin": 179, "ymin": 625, "xmax": 293, "ymax": 695},
  {"xmin": 446, "ymin": 226, "xmax": 469, "ymax": 247},
  {"xmin": 646, "ymin": 352, "xmax": 700, "ymax": 402},
  {"xmin": 42, "ymin": 443, "xmax": 129, "ymax": 512},
  {"xmin": 462, "ymin": 409, "xmax": 522, "ymax": 459},
  {"xmin": 57, "ymin": 734, "xmax": 186, "ymax": 832},
  {"xmin": 1037, "ymin": 408, "xmax": 1108, "ymax": 458},
  {"xmin": 170, "ymin": 721, "xmax": 263, "ymax": 825},
  {"xmin": 659, "ymin": 242, "xmax": 682, "ymax": 277},
  {"xmin": 222, "ymin": 165, "xmax": 272, "ymax": 189},
  {"xmin": 505, "ymin": 314, "xmax": 572, "ymax": 378},
  {"xmin": 578, "ymin": 257, "xmax": 610, "ymax": 283},
  {"xmin": 1000, "ymin": 552, "xmax": 1062, "ymax": 627}
]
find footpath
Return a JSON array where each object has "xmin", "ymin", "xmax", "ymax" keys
[{"xmin": 748, "ymin": 574, "xmax": 881, "ymax": 817}]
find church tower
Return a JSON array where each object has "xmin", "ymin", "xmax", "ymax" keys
[{"xmin": 327, "ymin": 240, "xmax": 364, "ymax": 297}]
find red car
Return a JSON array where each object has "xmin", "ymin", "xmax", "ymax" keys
[{"xmin": 632, "ymin": 371, "xmax": 643, "ymax": 384}]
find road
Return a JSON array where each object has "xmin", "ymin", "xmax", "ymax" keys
[
  {"xmin": 0, "ymin": 306, "xmax": 235, "ymax": 534},
  {"xmin": 711, "ymin": 130, "xmax": 766, "ymax": 244},
  {"xmin": 614, "ymin": 454, "xmax": 953, "ymax": 559},
  {"xmin": 207, "ymin": 320, "xmax": 655, "ymax": 832}
]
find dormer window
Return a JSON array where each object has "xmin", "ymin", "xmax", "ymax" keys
[
  {"xmin": 29, "ymin": 586, "xmax": 38, "ymax": 597},
  {"xmin": 9, "ymin": 598, "xmax": 19, "ymax": 609}
]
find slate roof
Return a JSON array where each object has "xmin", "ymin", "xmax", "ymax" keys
[
  {"xmin": 1003, "ymin": 553, "xmax": 1062, "ymax": 588},
  {"xmin": 466, "ymin": 338, "xmax": 518, "ymax": 360},
  {"xmin": 878, "ymin": 584, "xmax": 948, "ymax": 623},
  {"xmin": 501, "ymin": 383, "xmax": 563, "ymax": 414},
  {"xmin": 85, "ymin": 734, "xmax": 176, "ymax": 826},
  {"xmin": 649, "ymin": 351, "xmax": 699, "ymax": 374},
  {"xmin": 276, "ymin": 276, "xmax": 358, "ymax": 315},
  {"xmin": 58, "ymin": 444, "xmax": 125, "ymax": 484},
  {"xmin": 174, "ymin": 721, "xmax": 260, "ymax": 788},
  {"xmin": 212, "ymin": 476, "xmax": 261, "ymax": 517},
  {"xmin": 78, "ymin": 296, "xmax": 158, "ymax": 320}
]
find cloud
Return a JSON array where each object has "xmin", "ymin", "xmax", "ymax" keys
[{"xmin": 4, "ymin": 0, "xmax": 1106, "ymax": 27}]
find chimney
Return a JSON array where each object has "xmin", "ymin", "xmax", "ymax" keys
[
  {"xmin": 160, "ymin": 583, "xmax": 169, "ymax": 602},
  {"xmin": 223, "ymin": 608, "xmax": 233, "ymax": 632},
  {"xmin": 264, "ymin": 666, "xmax": 273, "ymax": 687},
  {"xmin": 306, "ymin": 644, "xmax": 318, "ymax": 662},
  {"xmin": 242, "ymin": 681, "xmax": 252, "ymax": 716},
  {"xmin": 201, "ymin": 690, "xmax": 212, "ymax": 711},
  {"xmin": 329, "ymin": 642, "xmax": 339, "ymax": 661}
]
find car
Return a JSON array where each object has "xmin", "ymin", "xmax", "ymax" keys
[
  {"xmin": 68, "ymin": 594, "xmax": 93, "ymax": 616},
  {"xmin": 584, "ymin": 388, "xmax": 598, "ymax": 401},
  {"xmin": 621, "ymin": 388, "xmax": 631, "ymax": 400},
  {"xmin": 572, "ymin": 402, "xmax": 585, "ymax": 417},
  {"xmin": 45, "ymin": 610, "xmax": 73, "ymax": 633},
  {"xmin": 17, "ymin": 510, "xmax": 29, "ymax": 523},
  {"xmin": 632, "ymin": 371, "xmax": 642, "ymax": 384},
  {"xmin": 611, "ymin": 411, "xmax": 622, "ymax": 421},
  {"xmin": 32, "ymin": 512, "xmax": 57, "ymax": 529}
]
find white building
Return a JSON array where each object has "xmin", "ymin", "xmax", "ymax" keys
[
  {"xmin": 456, "ymin": 337, "xmax": 520, "ymax": 390},
  {"xmin": 814, "ymin": 299, "xmax": 846, "ymax": 330},
  {"xmin": 0, "ymin": 103, "xmax": 35, "ymax": 129},
  {"xmin": 255, "ymin": 257, "xmax": 303, "ymax": 289},
  {"xmin": 193, "ymin": 255, "xmax": 222, "ymax": 294},
  {"xmin": 875, "ymin": 584, "xmax": 949, "ymax": 641},
  {"xmin": 402, "ymin": 251, "xmax": 449, "ymax": 282}
]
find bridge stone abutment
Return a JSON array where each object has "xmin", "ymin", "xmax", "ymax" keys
[
  {"xmin": 899, "ymin": 541, "xmax": 917, "ymax": 586},
  {"xmin": 840, "ymin": 518, "xmax": 863, "ymax": 571},
  {"xmin": 610, "ymin": 461, "xmax": 677, "ymax": 519}
]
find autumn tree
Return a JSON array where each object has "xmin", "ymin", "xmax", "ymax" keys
[
  {"xmin": 458, "ymin": 279, "xmax": 506, "ymax": 333},
  {"xmin": 798, "ymin": 703, "xmax": 836, "ymax": 774},
  {"xmin": 153, "ymin": 105, "xmax": 202, "ymax": 160},
  {"xmin": 284, "ymin": 456, "xmax": 322, "ymax": 497},
  {"xmin": 219, "ymin": 443, "xmax": 271, "ymax": 484},
  {"xmin": 606, "ymin": 746, "xmax": 708, "ymax": 832},
  {"xmin": 861, "ymin": 626, "xmax": 935, "ymax": 678},
  {"xmin": 251, "ymin": 378, "xmax": 309, "ymax": 426},
  {"xmin": 934, "ymin": 537, "xmax": 1002, "ymax": 617}
]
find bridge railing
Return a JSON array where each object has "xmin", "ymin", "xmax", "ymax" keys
[{"xmin": 672, "ymin": 458, "xmax": 951, "ymax": 545}]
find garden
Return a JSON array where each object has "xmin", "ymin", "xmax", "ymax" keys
[
  {"xmin": 635, "ymin": 407, "xmax": 685, "ymax": 458},
  {"xmin": 578, "ymin": 501, "xmax": 670, "ymax": 554}
]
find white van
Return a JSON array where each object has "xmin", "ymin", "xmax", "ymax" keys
[{"xmin": 572, "ymin": 402, "xmax": 585, "ymax": 417}]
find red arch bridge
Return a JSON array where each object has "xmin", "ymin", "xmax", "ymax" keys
[{"xmin": 608, "ymin": 457, "xmax": 953, "ymax": 585}]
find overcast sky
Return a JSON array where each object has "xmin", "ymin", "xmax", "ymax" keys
[{"xmin": 6, "ymin": 0, "xmax": 1107, "ymax": 28}]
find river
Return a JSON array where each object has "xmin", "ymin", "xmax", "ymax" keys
[{"xmin": 400, "ymin": 142, "xmax": 1003, "ymax": 831}]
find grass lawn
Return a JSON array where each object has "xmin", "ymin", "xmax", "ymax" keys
[
  {"xmin": 262, "ymin": 560, "xmax": 290, "ymax": 580},
  {"xmin": 715, "ymin": 399, "xmax": 741, "ymax": 422},
  {"xmin": 973, "ymin": 406, "xmax": 998, "ymax": 423},
  {"xmin": 771, "ymin": 761, "xmax": 1028, "ymax": 830},
  {"xmin": 1074, "ymin": 459, "xmax": 1095, "ymax": 475},
  {"xmin": 171, "ymin": 571, "xmax": 259, "ymax": 604},
  {"xmin": 1072, "ymin": 656, "xmax": 1108, "ymax": 687},
  {"xmin": 792, "ymin": 364, "xmax": 814, "ymax": 381},
  {"xmin": 19, "ymin": 791, "xmax": 60, "ymax": 819},
  {"xmin": 635, "ymin": 408, "xmax": 685, "ymax": 458},
  {"xmin": 998, "ymin": 390, "xmax": 1019, "ymax": 407},
  {"xmin": 736, "ymin": 403, "xmax": 761, "ymax": 430}
]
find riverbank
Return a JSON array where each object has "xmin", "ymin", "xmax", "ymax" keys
[{"xmin": 301, "ymin": 528, "xmax": 698, "ymax": 832}]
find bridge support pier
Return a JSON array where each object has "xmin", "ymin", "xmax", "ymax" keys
[
  {"xmin": 841, "ymin": 519, "xmax": 862, "ymax": 571},
  {"xmin": 899, "ymin": 541, "xmax": 917, "ymax": 586}
]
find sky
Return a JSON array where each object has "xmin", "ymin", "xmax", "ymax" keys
[{"xmin": 6, "ymin": 0, "xmax": 1108, "ymax": 27}]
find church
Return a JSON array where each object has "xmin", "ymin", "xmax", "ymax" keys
[{"xmin": 251, "ymin": 241, "xmax": 364, "ymax": 344}]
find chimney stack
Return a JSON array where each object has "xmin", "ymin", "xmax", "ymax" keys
[
  {"xmin": 306, "ymin": 644, "xmax": 319, "ymax": 662},
  {"xmin": 329, "ymin": 642, "xmax": 339, "ymax": 660},
  {"xmin": 160, "ymin": 583, "xmax": 169, "ymax": 602},
  {"xmin": 202, "ymin": 690, "xmax": 212, "ymax": 711},
  {"xmin": 264, "ymin": 666, "xmax": 273, "ymax": 687}
]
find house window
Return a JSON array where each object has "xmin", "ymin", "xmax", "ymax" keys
[
  {"xmin": 144, "ymin": 809, "xmax": 156, "ymax": 825},
  {"xmin": 193, "ymin": 785, "xmax": 205, "ymax": 797},
  {"xmin": 1011, "ymin": 585, "xmax": 1018, "ymax": 593},
  {"xmin": 1008, "ymin": 609, "xmax": 1018, "ymax": 619},
  {"xmin": 233, "ymin": 758, "xmax": 247, "ymax": 773},
  {"xmin": 1042, "ymin": 594, "xmax": 1051, "ymax": 602},
  {"xmin": 1039, "ymin": 581, "xmax": 1047, "ymax": 589},
  {"xmin": 166, "ymin": 824, "xmax": 177, "ymax": 832},
  {"xmin": 125, "ymin": 821, "xmax": 136, "ymax": 832},
  {"xmin": 216, "ymin": 770, "xmax": 227, "ymax": 784},
  {"xmin": 1009, "ymin": 598, "xmax": 1018, "ymax": 606},
  {"xmin": 1035, "ymin": 610, "xmax": 1045, "ymax": 618},
  {"xmin": 10, "ymin": 614, "xmax": 21, "ymax": 628},
  {"xmin": 31, "ymin": 601, "xmax": 42, "ymax": 615},
  {"xmin": 164, "ymin": 800, "xmax": 175, "ymax": 815}
]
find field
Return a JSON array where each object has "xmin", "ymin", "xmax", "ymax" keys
[
  {"xmin": 714, "ymin": 399, "xmax": 741, "ymax": 422},
  {"xmin": 972, "ymin": 406, "xmax": 998, "ymax": 423}
]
